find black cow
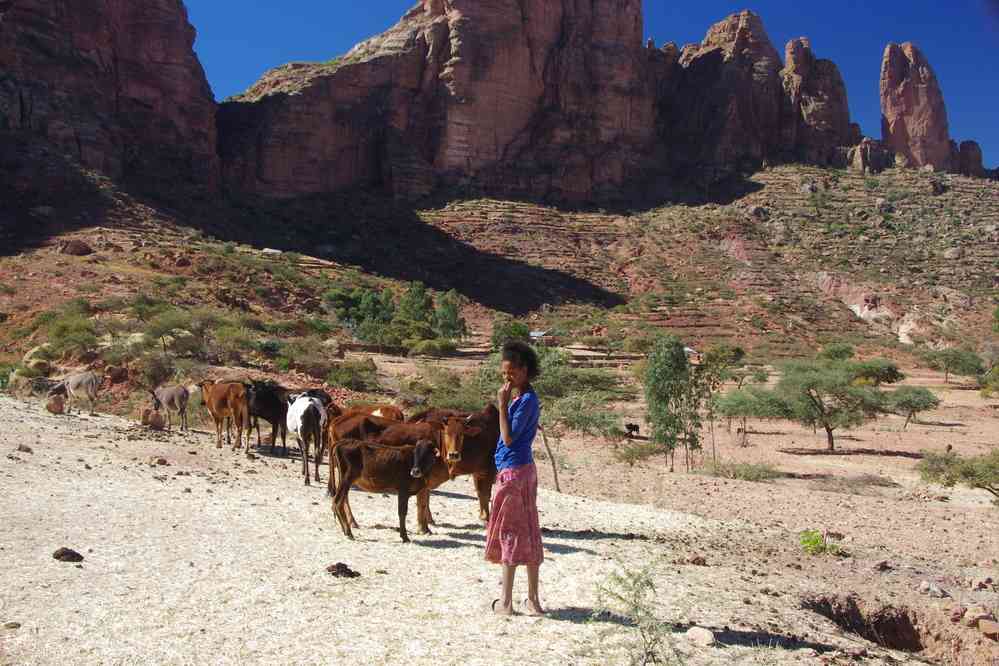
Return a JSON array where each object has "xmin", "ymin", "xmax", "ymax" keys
[{"xmin": 246, "ymin": 381, "xmax": 289, "ymax": 455}]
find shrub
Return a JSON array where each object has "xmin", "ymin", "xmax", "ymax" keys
[
  {"xmin": 133, "ymin": 353, "xmax": 175, "ymax": 389},
  {"xmin": 0, "ymin": 364, "xmax": 13, "ymax": 390},
  {"xmin": 622, "ymin": 335, "xmax": 655, "ymax": 354},
  {"xmin": 817, "ymin": 343, "xmax": 855, "ymax": 361},
  {"xmin": 851, "ymin": 359, "xmax": 905, "ymax": 386},
  {"xmin": 214, "ymin": 326, "xmax": 256, "ymax": 363},
  {"xmin": 130, "ymin": 293, "xmax": 170, "ymax": 323},
  {"xmin": 327, "ymin": 358, "xmax": 379, "ymax": 392},
  {"xmin": 591, "ymin": 563, "xmax": 682, "ymax": 666},
  {"xmin": 46, "ymin": 301, "xmax": 98, "ymax": 358},
  {"xmin": 257, "ymin": 339, "xmax": 283, "ymax": 358},
  {"xmin": 408, "ymin": 338, "xmax": 457, "ymax": 357},
  {"xmin": 0, "ymin": 282, "xmax": 15, "ymax": 296},
  {"xmin": 887, "ymin": 386, "xmax": 940, "ymax": 429},
  {"xmin": 145, "ymin": 309, "xmax": 193, "ymax": 354},
  {"xmin": 701, "ymin": 462, "xmax": 785, "ymax": 483},
  {"xmin": 919, "ymin": 450, "xmax": 999, "ymax": 505},
  {"xmin": 799, "ymin": 530, "xmax": 846, "ymax": 556},
  {"xmin": 490, "ymin": 316, "xmax": 531, "ymax": 350}
]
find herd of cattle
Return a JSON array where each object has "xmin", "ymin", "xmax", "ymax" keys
[{"xmin": 46, "ymin": 371, "xmax": 501, "ymax": 543}]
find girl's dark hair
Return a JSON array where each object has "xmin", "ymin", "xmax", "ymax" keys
[{"xmin": 501, "ymin": 340, "xmax": 540, "ymax": 380}]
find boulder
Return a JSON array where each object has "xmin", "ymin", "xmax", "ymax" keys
[
  {"xmin": 943, "ymin": 247, "xmax": 964, "ymax": 260},
  {"xmin": 684, "ymin": 626, "xmax": 715, "ymax": 646},
  {"xmin": 780, "ymin": 38, "xmax": 853, "ymax": 164},
  {"xmin": 0, "ymin": 0, "xmax": 218, "ymax": 189},
  {"xmin": 880, "ymin": 42, "xmax": 953, "ymax": 171},
  {"xmin": 845, "ymin": 138, "xmax": 893, "ymax": 175},
  {"xmin": 59, "ymin": 240, "xmax": 94, "ymax": 256},
  {"xmin": 981, "ymin": 619, "xmax": 999, "ymax": 640},
  {"xmin": 52, "ymin": 547, "xmax": 84, "ymax": 563},
  {"xmin": 45, "ymin": 395, "xmax": 65, "ymax": 414},
  {"xmin": 106, "ymin": 366, "xmax": 128, "ymax": 384},
  {"xmin": 147, "ymin": 411, "xmax": 167, "ymax": 430}
]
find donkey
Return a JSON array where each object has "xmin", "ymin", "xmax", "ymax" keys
[
  {"xmin": 150, "ymin": 385, "xmax": 190, "ymax": 431},
  {"xmin": 48, "ymin": 371, "xmax": 102, "ymax": 415}
]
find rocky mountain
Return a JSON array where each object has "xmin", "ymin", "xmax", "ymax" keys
[
  {"xmin": 879, "ymin": 42, "xmax": 986, "ymax": 177},
  {"xmin": 0, "ymin": 1, "xmax": 993, "ymax": 208},
  {"xmin": 0, "ymin": 0, "xmax": 217, "ymax": 191}
]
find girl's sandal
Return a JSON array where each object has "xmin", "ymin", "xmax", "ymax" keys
[{"xmin": 491, "ymin": 599, "xmax": 515, "ymax": 616}]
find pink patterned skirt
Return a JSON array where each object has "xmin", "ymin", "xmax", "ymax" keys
[{"xmin": 484, "ymin": 463, "xmax": 544, "ymax": 566}]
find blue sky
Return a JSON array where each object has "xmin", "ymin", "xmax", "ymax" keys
[{"xmin": 187, "ymin": 1, "xmax": 999, "ymax": 166}]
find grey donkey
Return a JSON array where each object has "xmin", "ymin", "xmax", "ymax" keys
[
  {"xmin": 150, "ymin": 385, "xmax": 191, "ymax": 431},
  {"xmin": 48, "ymin": 371, "xmax": 102, "ymax": 415}
]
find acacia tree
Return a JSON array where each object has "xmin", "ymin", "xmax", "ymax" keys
[
  {"xmin": 775, "ymin": 360, "xmax": 884, "ymax": 451},
  {"xmin": 887, "ymin": 386, "xmax": 940, "ymax": 429},
  {"xmin": 919, "ymin": 450, "xmax": 999, "ymax": 506},
  {"xmin": 696, "ymin": 345, "xmax": 746, "ymax": 463},
  {"xmin": 713, "ymin": 387, "xmax": 789, "ymax": 446},
  {"xmin": 925, "ymin": 348, "xmax": 985, "ymax": 384}
]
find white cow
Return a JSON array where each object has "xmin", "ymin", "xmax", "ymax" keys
[{"xmin": 287, "ymin": 394, "xmax": 328, "ymax": 486}]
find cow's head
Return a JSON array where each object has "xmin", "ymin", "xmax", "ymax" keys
[
  {"xmin": 440, "ymin": 415, "xmax": 482, "ymax": 474},
  {"xmin": 410, "ymin": 439, "xmax": 438, "ymax": 479}
]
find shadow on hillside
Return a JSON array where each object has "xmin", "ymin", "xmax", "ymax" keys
[
  {"xmin": 779, "ymin": 447, "xmax": 925, "ymax": 460},
  {"xmin": 915, "ymin": 420, "xmax": 966, "ymax": 428}
]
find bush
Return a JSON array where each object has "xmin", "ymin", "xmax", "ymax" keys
[
  {"xmin": 490, "ymin": 316, "xmax": 531, "ymax": 350},
  {"xmin": 258, "ymin": 339, "xmax": 283, "ymax": 358},
  {"xmin": 622, "ymin": 335, "xmax": 655, "ymax": 354},
  {"xmin": 327, "ymin": 358, "xmax": 379, "ymax": 392},
  {"xmin": 701, "ymin": 462, "xmax": 785, "ymax": 483},
  {"xmin": 133, "ymin": 353, "xmax": 175, "ymax": 389},
  {"xmin": 817, "ymin": 343, "xmax": 855, "ymax": 361},
  {"xmin": 919, "ymin": 450, "xmax": 999, "ymax": 505},
  {"xmin": 0, "ymin": 364, "xmax": 13, "ymax": 390},
  {"xmin": 408, "ymin": 338, "xmax": 457, "ymax": 357},
  {"xmin": 432, "ymin": 290, "xmax": 468, "ymax": 340},
  {"xmin": 799, "ymin": 530, "xmax": 846, "ymax": 556},
  {"xmin": 46, "ymin": 301, "xmax": 98, "ymax": 358},
  {"xmin": 214, "ymin": 326, "xmax": 256, "ymax": 363}
]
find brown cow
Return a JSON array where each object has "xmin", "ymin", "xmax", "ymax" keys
[
  {"xmin": 198, "ymin": 380, "xmax": 250, "ymax": 450},
  {"xmin": 420, "ymin": 403, "xmax": 498, "ymax": 524},
  {"xmin": 350, "ymin": 403, "xmax": 405, "ymax": 421},
  {"xmin": 330, "ymin": 439, "xmax": 439, "ymax": 543}
]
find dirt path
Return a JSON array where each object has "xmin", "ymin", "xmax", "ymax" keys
[{"xmin": 0, "ymin": 395, "xmax": 992, "ymax": 665}]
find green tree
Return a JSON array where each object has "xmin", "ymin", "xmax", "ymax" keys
[
  {"xmin": 145, "ymin": 309, "xmax": 192, "ymax": 354},
  {"xmin": 925, "ymin": 348, "xmax": 985, "ymax": 384},
  {"xmin": 697, "ymin": 345, "xmax": 746, "ymax": 462},
  {"xmin": 713, "ymin": 387, "xmax": 790, "ymax": 446},
  {"xmin": 643, "ymin": 335, "xmax": 701, "ymax": 471},
  {"xmin": 432, "ymin": 289, "xmax": 468, "ymax": 340},
  {"xmin": 887, "ymin": 386, "xmax": 940, "ymax": 429},
  {"xmin": 397, "ymin": 282, "xmax": 434, "ymax": 324},
  {"xmin": 851, "ymin": 359, "xmax": 905, "ymax": 387},
  {"xmin": 817, "ymin": 342, "xmax": 855, "ymax": 362},
  {"xmin": 775, "ymin": 360, "xmax": 884, "ymax": 451},
  {"xmin": 919, "ymin": 450, "xmax": 999, "ymax": 505},
  {"xmin": 490, "ymin": 315, "xmax": 531, "ymax": 350}
]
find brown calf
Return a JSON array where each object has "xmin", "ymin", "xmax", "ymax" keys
[
  {"xmin": 198, "ymin": 380, "xmax": 250, "ymax": 450},
  {"xmin": 331, "ymin": 439, "xmax": 439, "ymax": 543}
]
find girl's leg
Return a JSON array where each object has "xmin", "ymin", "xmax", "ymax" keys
[
  {"xmin": 526, "ymin": 564, "xmax": 544, "ymax": 614},
  {"xmin": 497, "ymin": 564, "xmax": 516, "ymax": 613}
]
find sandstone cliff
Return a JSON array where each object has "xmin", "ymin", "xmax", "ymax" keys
[
  {"xmin": 879, "ymin": 42, "xmax": 952, "ymax": 171},
  {"xmin": 219, "ymin": 0, "xmax": 658, "ymax": 202},
  {"xmin": 0, "ymin": 0, "xmax": 217, "ymax": 190}
]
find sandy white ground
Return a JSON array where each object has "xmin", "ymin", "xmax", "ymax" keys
[{"xmin": 0, "ymin": 395, "xmax": 927, "ymax": 665}]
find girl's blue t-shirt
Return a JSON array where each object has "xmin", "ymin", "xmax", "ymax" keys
[{"xmin": 495, "ymin": 390, "xmax": 540, "ymax": 471}]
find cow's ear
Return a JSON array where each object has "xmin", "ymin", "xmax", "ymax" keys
[{"xmin": 465, "ymin": 426, "xmax": 482, "ymax": 437}]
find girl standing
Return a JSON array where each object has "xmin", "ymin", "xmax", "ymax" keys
[{"xmin": 485, "ymin": 340, "xmax": 545, "ymax": 616}]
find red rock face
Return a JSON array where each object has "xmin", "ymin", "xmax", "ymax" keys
[
  {"xmin": 880, "ymin": 42, "xmax": 952, "ymax": 171},
  {"xmin": 0, "ymin": 0, "xmax": 217, "ymax": 190},
  {"xmin": 957, "ymin": 140, "xmax": 986, "ymax": 178},
  {"xmin": 780, "ymin": 38, "xmax": 853, "ymax": 165},
  {"xmin": 219, "ymin": 0, "xmax": 657, "ymax": 202}
]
